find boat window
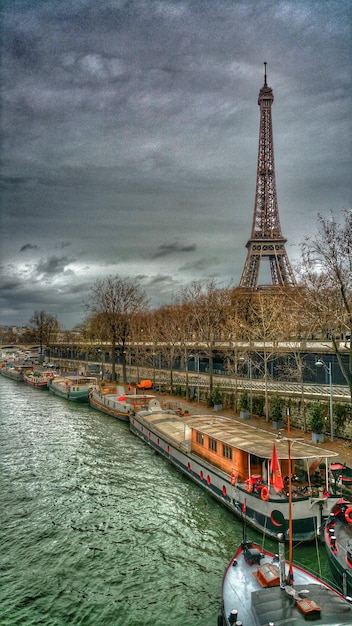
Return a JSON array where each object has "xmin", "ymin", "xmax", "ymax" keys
[
  {"xmin": 251, "ymin": 454, "xmax": 262, "ymax": 465},
  {"xmin": 209, "ymin": 438, "xmax": 217, "ymax": 452},
  {"xmin": 196, "ymin": 432, "xmax": 204, "ymax": 445},
  {"xmin": 223, "ymin": 444, "xmax": 233, "ymax": 460}
]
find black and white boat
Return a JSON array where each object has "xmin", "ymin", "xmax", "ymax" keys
[
  {"xmin": 324, "ymin": 499, "xmax": 352, "ymax": 597},
  {"xmin": 219, "ymin": 533, "xmax": 352, "ymax": 626}
]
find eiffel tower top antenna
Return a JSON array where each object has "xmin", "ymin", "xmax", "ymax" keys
[{"xmin": 238, "ymin": 64, "xmax": 297, "ymax": 289}]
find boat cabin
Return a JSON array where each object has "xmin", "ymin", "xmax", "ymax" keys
[{"xmin": 184, "ymin": 415, "xmax": 338, "ymax": 493}]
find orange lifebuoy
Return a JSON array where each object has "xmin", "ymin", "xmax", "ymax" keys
[
  {"xmin": 345, "ymin": 506, "xmax": 352, "ymax": 524},
  {"xmin": 246, "ymin": 478, "xmax": 253, "ymax": 493},
  {"xmin": 230, "ymin": 472, "xmax": 237, "ymax": 486},
  {"xmin": 261, "ymin": 486, "xmax": 269, "ymax": 501}
]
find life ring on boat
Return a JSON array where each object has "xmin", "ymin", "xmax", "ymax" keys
[
  {"xmin": 230, "ymin": 472, "xmax": 237, "ymax": 486},
  {"xmin": 345, "ymin": 506, "xmax": 352, "ymax": 524},
  {"xmin": 261, "ymin": 486, "xmax": 269, "ymax": 501},
  {"xmin": 245, "ymin": 478, "xmax": 253, "ymax": 493}
]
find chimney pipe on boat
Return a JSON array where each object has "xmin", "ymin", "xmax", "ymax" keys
[
  {"xmin": 228, "ymin": 609, "xmax": 238, "ymax": 624},
  {"xmin": 278, "ymin": 533, "xmax": 286, "ymax": 587}
]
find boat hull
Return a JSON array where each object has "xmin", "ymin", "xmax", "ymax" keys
[
  {"xmin": 48, "ymin": 377, "xmax": 97, "ymax": 402},
  {"xmin": 89, "ymin": 389, "xmax": 130, "ymax": 421},
  {"xmin": 324, "ymin": 500, "xmax": 352, "ymax": 596},
  {"xmin": 130, "ymin": 410, "xmax": 340, "ymax": 543},
  {"xmin": 0, "ymin": 367, "xmax": 25, "ymax": 382}
]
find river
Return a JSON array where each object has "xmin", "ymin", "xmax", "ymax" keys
[{"xmin": 0, "ymin": 376, "xmax": 332, "ymax": 626}]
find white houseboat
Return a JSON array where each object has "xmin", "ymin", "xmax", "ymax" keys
[{"xmin": 130, "ymin": 405, "xmax": 341, "ymax": 542}]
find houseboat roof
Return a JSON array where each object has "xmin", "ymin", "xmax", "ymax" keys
[
  {"xmin": 137, "ymin": 411, "xmax": 338, "ymax": 461},
  {"xmin": 138, "ymin": 411, "xmax": 188, "ymax": 446},
  {"xmin": 182, "ymin": 414, "xmax": 338, "ymax": 461},
  {"xmin": 61, "ymin": 376, "xmax": 98, "ymax": 383}
]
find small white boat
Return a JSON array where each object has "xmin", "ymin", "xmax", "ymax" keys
[
  {"xmin": 24, "ymin": 370, "xmax": 56, "ymax": 389},
  {"xmin": 48, "ymin": 375, "xmax": 98, "ymax": 402},
  {"xmin": 89, "ymin": 385, "xmax": 159, "ymax": 422}
]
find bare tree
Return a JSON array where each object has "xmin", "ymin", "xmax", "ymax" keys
[
  {"xmin": 180, "ymin": 279, "xmax": 231, "ymax": 397},
  {"xmin": 298, "ymin": 209, "xmax": 352, "ymax": 400},
  {"xmin": 234, "ymin": 289, "xmax": 292, "ymax": 421},
  {"xmin": 152, "ymin": 304, "xmax": 183, "ymax": 394},
  {"xmin": 85, "ymin": 275, "xmax": 149, "ymax": 384},
  {"xmin": 29, "ymin": 310, "xmax": 59, "ymax": 358}
]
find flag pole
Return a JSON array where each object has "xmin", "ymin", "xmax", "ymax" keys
[{"xmin": 287, "ymin": 406, "xmax": 294, "ymax": 585}]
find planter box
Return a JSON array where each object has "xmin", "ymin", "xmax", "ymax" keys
[
  {"xmin": 272, "ymin": 421, "xmax": 284, "ymax": 430},
  {"xmin": 240, "ymin": 409, "xmax": 250, "ymax": 419},
  {"xmin": 213, "ymin": 404, "xmax": 222, "ymax": 411},
  {"xmin": 312, "ymin": 432, "xmax": 325, "ymax": 443}
]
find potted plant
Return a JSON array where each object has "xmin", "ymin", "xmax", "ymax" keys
[
  {"xmin": 239, "ymin": 390, "xmax": 250, "ymax": 419},
  {"xmin": 271, "ymin": 394, "xmax": 284, "ymax": 429},
  {"xmin": 211, "ymin": 385, "xmax": 223, "ymax": 411},
  {"xmin": 309, "ymin": 402, "xmax": 325, "ymax": 443}
]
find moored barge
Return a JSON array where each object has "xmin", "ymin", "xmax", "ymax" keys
[
  {"xmin": 24, "ymin": 369, "xmax": 56, "ymax": 389},
  {"xmin": 130, "ymin": 406, "xmax": 341, "ymax": 542},
  {"xmin": 89, "ymin": 385, "xmax": 159, "ymax": 422},
  {"xmin": 0, "ymin": 363, "xmax": 29, "ymax": 382},
  {"xmin": 48, "ymin": 375, "xmax": 98, "ymax": 402}
]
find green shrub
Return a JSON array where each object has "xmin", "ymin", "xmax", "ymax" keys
[
  {"xmin": 239, "ymin": 390, "xmax": 249, "ymax": 410},
  {"xmin": 252, "ymin": 396, "xmax": 265, "ymax": 417},
  {"xmin": 270, "ymin": 394, "xmax": 284, "ymax": 422},
  {"xmin": 309, "ymin": 402, "xmax": 325, "ymax": 434},
  {"xmin": 211, "ymin": 385, "xmax": 223, "ymax": 406},
  {"xmin": 334, "ymin": 403, "xmax": 350, "ymax": 430}
]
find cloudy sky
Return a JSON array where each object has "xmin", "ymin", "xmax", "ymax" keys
[{"xmin": 1, "ymin": 0, "xmax": 351, "ymax": 329}]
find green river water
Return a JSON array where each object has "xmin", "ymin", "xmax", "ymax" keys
[{"xmin": 0, "ymin": 376, "xmax": 332, "ymax": 625}]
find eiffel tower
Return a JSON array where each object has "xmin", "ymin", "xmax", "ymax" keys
[{"xmin": 239, "ymin": 63, "xmax": 296, "ymax": 288}]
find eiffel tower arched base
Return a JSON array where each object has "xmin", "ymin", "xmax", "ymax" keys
[{"xmin": 239, "ymin": 239, "xmax": 297, "ymax": 288}]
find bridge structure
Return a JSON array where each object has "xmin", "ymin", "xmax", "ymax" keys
[{"xmin": 22, "ymin": 339, "xmax": 349, "ymax": 403}]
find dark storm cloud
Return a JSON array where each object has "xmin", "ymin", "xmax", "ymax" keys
[
  {"xmin": 20, "ymin": 243, "xmax": 39, "ymax": 252},
  {"xmin": 1, "ymin": 0, "xmax": 351, "ymax": 328},
  {"xmin": 35, "ymin": 256, "xmax": 75, "ymax": 277},
  {"xmin": 151, "ymin": 242, "xmax": 197, "ymax": 259},
  {"xmin": 180, "ymin": 257, "xmax": 219, "ymax": 272}
]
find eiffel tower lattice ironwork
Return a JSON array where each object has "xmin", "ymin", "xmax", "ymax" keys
[{"xmin": 239, "ymin": 63, "xmax": 296, "ymax": 288}]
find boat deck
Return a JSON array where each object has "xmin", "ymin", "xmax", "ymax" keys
[
  {"xmin": 138, "ymin": 411, "xmax": 191, "ymax": 448},
  {"xmin": 223, "ymin": 547, "xmax": 352, "ymax": 625}
]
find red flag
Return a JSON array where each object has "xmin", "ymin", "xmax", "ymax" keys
[{"xmin": 270, "ymin": 443, "xmax": 284, "ymax": 492}]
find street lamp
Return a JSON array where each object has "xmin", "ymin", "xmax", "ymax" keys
[
  {"xmin": 189, "ymin": 353, "xmax": 200, "ymax": 402},
  {"xmin": 195, "ymin": 354, "xmax": 200, "ymax": 403},
  {"xmin": 239, "ymin": 355, "xmax": 253, "ymax": 418},
  {"xmin": 158, "ymin": 352, "xmax": 161, "ymax": 392},
  {"xmin": 315, "ymin": 359, "xmax": 333, "ymax": 442}
]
